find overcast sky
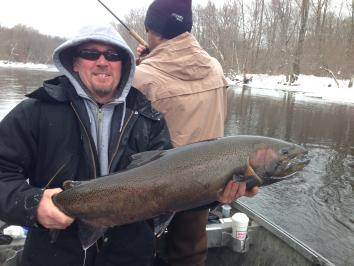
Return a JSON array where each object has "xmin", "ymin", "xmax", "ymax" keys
[
  {"xmin": 1, "ymin": 0, "xmax": 348, "ymax": 38},
  {"xmin": 0, "ymin": 0, "xmax": 228, "ymax": 38}
]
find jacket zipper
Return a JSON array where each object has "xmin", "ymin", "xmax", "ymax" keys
[
  {"xmin": 108, "ymin": 110, "xmax": 136, "ymax": 172},
  {"xmin": 70, "ymin": 102, "xmax": 97, "ymax": 178},
  {"xmin": 97, "ymin": 107, "xmax": 103, "ymax": 156}
]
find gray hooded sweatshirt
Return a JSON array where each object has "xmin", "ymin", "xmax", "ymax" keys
[{"xmin": 53, "ymin": 24, "xmax": 136, "ymax": 176}]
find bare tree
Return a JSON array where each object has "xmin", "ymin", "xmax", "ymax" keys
[
  {"xmin": 113, "ymin": 8, "xmax": 146, "ymax": 53},
  {"xmin": 251, "ymin": 0, "xmax": 265, "ymax": 72},
  {"xmin": 292, "ymin": 0, "xmax": 310, "ymax": 81},
  {"xmin": 352, "ymin": 0, "xmax": 354, "ymax": 44},
  {"xmin": 349, "ymin": 0, "xmax": 354, "ymax": 86},
  {"xmin": 0, "ymin": 24, "xmax": 64, "ymax": 64},
  {"xmin": 1, "ymin": 1, "xmax": 354, "ymax": 80},
  {"xmin": 311, "ymin": 0, "xmax": 329, "ymax": 66}
]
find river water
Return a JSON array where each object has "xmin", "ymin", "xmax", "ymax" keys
[{"xmin": 0, "ymin": 67, "xmax": 353, "ymax": 265}]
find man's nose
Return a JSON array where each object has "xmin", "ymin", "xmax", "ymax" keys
[{"xmin": 96, "ymin": 54, "xmax": 109, "ymax": 64}]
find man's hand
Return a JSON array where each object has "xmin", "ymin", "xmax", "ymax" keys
[
  {"xmin": 217, "ymin": 181, "xmax": 258, "ymax": 204},
  {"xmin": 36, "ymin": 188, "xmax": 74, "ymax": 229},
  {"xmin": 136, "ymin": 44, "xmax": 147, "ymax": 57},
  {"xmin": 136, "ymin": 44, "xmax": 149, "ymax": 65}
]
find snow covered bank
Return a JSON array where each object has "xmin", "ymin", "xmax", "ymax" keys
[
  {"xmin": 1, "ymin": 61, "xmax": 353, "ymax": 106},
  {"xmin": 0, "ymin": 60, "xmax": 57, "ymax": 72},
  {"xmin": 227, "ymin": 74, "xmax": 354, "ymax": 105}
]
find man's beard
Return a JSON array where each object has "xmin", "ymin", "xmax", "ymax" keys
[{"xmin": 92, "ymin": 86, "xmax": 114, "ymax": 97}]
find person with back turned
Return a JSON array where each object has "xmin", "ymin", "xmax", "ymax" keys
[
  {"xmin": 0, "ymin": 24, "xmax": 173, "ymax": 266},
  {"xmin": 133, "ymin": 0, "xmax": 259, "ymax": 265}
]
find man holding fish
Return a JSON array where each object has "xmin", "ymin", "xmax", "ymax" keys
[{"xmin": 0, "ymin": 22, "xmax": 259, "ymax": 266}]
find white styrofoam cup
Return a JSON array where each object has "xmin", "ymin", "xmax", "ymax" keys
[{"xmin": 231, "ymin": 212, "xmax": 249, "ymax": 240}]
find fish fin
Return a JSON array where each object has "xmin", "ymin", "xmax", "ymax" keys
[
  {"xmin": 231, "ymin": 160, "xmax": 258, "ymax": 182},
  {"xmin": 154, "ymin": 212, "xmax": 175, "ymax": 238},
  {"xmin": 77, "ymin": 220, "xmax": 107, "ymax": 250},
  {"xmin": 126, "ymin": 150, "xmax": 166, "ymax": 170},
  {"xmin": 62, "ymin": 180, "xmax": 85, "ymax": 190},
  {"xmin": 245, "ymin": 160, "xmax": 257, "ymax": 177},
  {"xmin": 201, "ymin": 137, "xmax": 219, "ymax": 142},
  {"xmin": 243, "ymin": 160, "xmax": 263, "ymax": 190},
  {"xmin": 233, "ymin": 173, "xmax": 262, "ymax": 191}
]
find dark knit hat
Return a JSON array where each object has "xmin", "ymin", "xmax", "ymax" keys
[{"xmin": 144, "ymin": 0, "xmax": 192, "ymax": 39}]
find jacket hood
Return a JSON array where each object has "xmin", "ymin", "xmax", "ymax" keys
[
  {"xmin": 53, "ymin": 24, "xmax": 136, "ymax": 103},
  {"xmin": 140, "ymin": 32, "xmax": 212, "ymax": 81}
]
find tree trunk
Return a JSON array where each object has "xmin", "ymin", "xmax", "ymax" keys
[
  {"xmin": 351, "ymin": 0, "xmax": 354, "ymax": 58},
  {"xmin": 292, "ymin": 0, "xmax": 310, "ymax": 78},
  {"xmin": 254, "ymin": 0, "xmax": 265, "ymax": 71}
]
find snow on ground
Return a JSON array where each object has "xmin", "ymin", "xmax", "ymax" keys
[
  {"xmin": 1, "ymin": 61, "xmax": 353, "ymax": 106},
  {"xmin": 227, "ymin": 74, "xmax": 354, "ymax": 106},
  {"xmin": 0, "ymin": 60, "xmax": 57, "ymax": 72}
]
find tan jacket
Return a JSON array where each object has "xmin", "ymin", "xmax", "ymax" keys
[{"xmin": 133, "ymin": 32, "xmax": 228, "ymax": 147}]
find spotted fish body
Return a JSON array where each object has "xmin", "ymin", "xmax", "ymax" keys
[
  {"xmin": 53, "ymin": 135, "xmax": 308, "ymax": 225},
  {"xmin": 52, "ymin": 135, "xmax": 309, "ymax": 248}
]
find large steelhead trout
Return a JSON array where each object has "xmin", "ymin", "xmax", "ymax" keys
[{"xmin": 52, "ymin": 135, "xmax": 309, "ymax": 248}]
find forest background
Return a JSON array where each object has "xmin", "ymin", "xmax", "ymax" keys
[{"xmin": 0, "ymin": 0, "xmax": 353, "ymax": 80}]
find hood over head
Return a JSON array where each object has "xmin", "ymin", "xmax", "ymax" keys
[{"xmin": 53, "ymin": 24, "xmax": 136, "ymax": 103}]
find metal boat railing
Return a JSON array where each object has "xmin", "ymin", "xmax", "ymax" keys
[{"xmin": 232, "ymin": 201, "xmax": 335, "ymax": 266}]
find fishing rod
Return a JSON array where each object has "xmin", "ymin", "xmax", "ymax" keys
[{"xmin": 97, "ymin": 0, "xmax": 149, "ymax": 50}]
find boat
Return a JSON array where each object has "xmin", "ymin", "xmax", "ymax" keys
[
  {"xmin": 205, "ymin": 201, "xmax": 334, "ymax": 266},
  {"xmin": 0, "ymin": 202, "xmax": 335, "ymax": 266}
]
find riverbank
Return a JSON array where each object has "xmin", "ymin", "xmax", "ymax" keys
[
  {"xmin": 227, "ymin": 74, "xmax": 353, "ymax": 105},
  {"xmin": 0, "ymin": 60, "xmax": 57, "ymax": 72},
  {"xmin": 1, "ymin": 60, "xmax": 353, "ymax": 105}
]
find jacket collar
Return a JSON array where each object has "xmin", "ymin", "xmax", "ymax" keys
[
  {"xmin": 27, "ymin": 76, "xmax": 75, "ymax": 103},
  {"xmin": 27, "ymin": 76, "xmax": 163, "ymax": 120}
]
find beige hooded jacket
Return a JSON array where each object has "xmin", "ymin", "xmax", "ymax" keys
[{"xmin": 133, "ymin": 32, "xmax": 228, "ymax": 147}]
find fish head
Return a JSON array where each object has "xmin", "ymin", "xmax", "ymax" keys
[{"xmin": 248, "ymin": 141, "xmax": 310, "ymax": 186}]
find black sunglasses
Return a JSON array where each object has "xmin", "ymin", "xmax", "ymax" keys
[{"xmin": 76, "ymin": 49, "xmax": 123, "ymax": 62}]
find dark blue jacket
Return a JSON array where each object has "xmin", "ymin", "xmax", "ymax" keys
[{"xmin": 0, "ymin": 75, "xmax": 172, "ymax": 266}]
